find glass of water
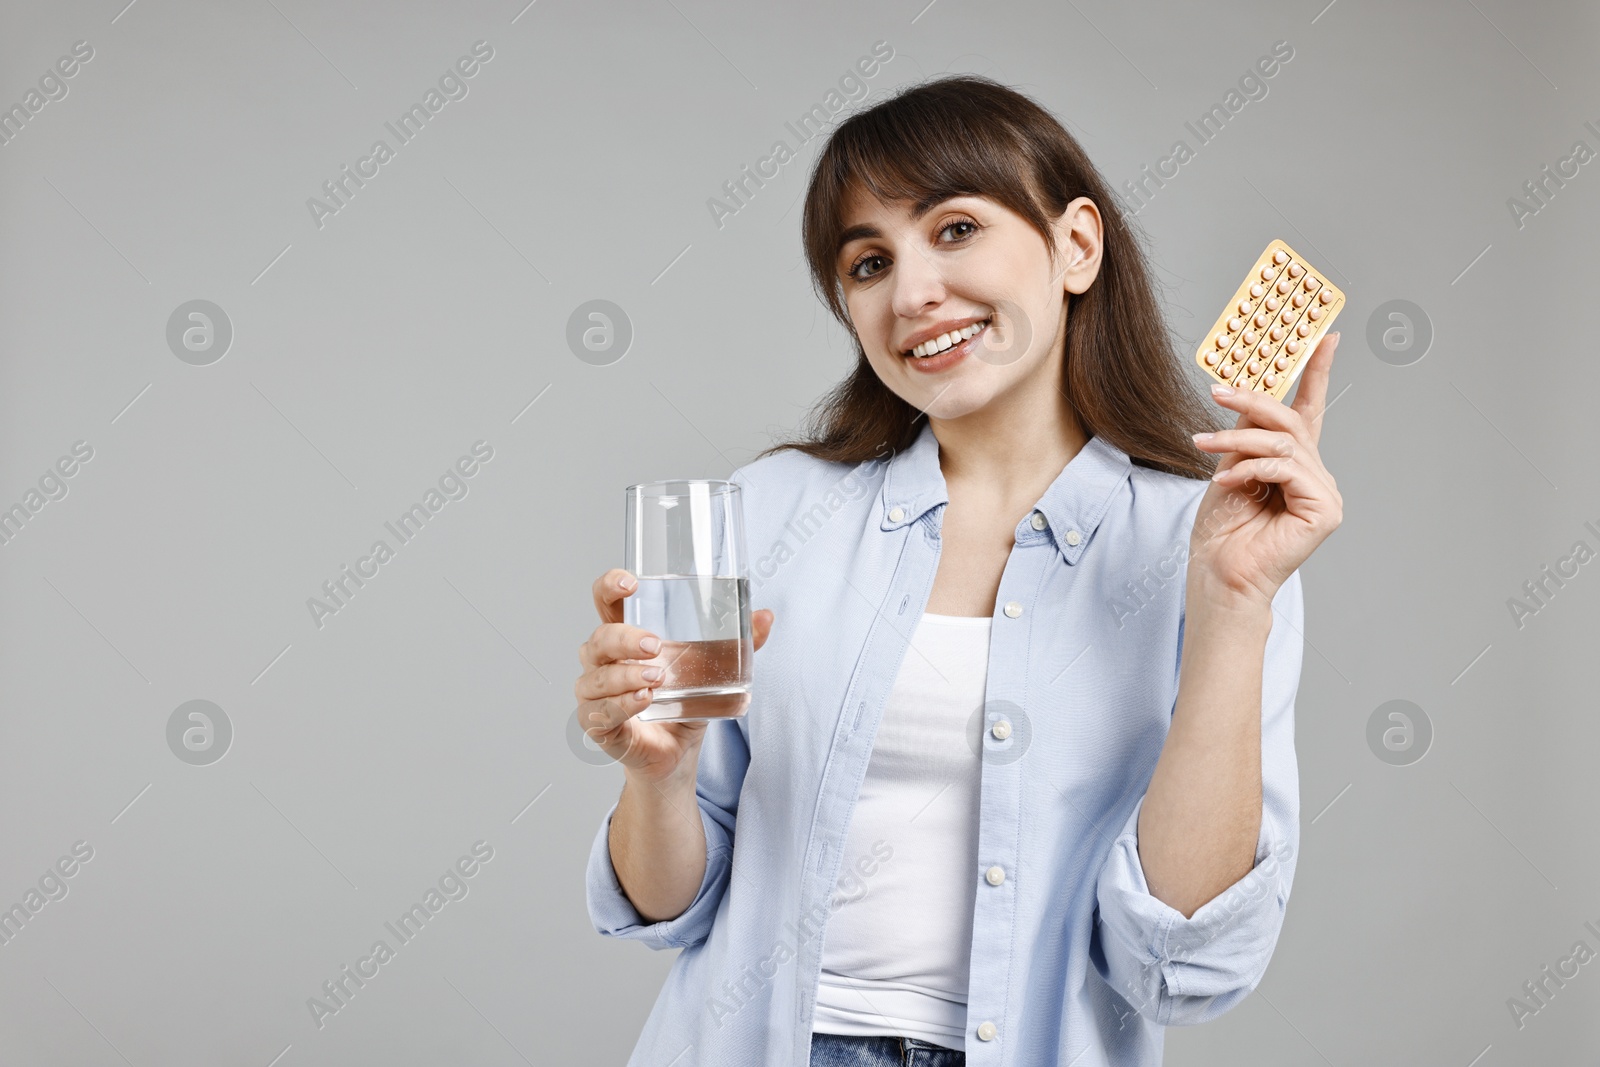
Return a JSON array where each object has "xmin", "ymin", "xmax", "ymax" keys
[{"xmin": 623, "ymin": 479, "xmax": 752, "ymax": 723}]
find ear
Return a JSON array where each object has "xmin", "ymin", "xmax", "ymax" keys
[{"xmin": 1052, "ymin": 197, "xmax": 1104, "ymax": 295}]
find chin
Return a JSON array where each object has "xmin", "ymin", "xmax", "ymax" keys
[{"xmin": 919, "ymin": 388, "xmax": 995, "ymax": 422}]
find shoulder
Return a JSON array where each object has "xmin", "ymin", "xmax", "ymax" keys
[
  {"xmin": 728, "ymin": 446, "xmax": 891, "ymax": 570},
  {"xmin": 1120, "ymin": 461, "xmax": 1211, "ymax": 546},
  {"xmin": 728, "ymin": 445, "xmax": 830, "ymax": 490},
  {"xmin": 729, "ymin": 445, "xmax": 889, "ymax": 511}
]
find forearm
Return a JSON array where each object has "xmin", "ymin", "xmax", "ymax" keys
[
  {"xmin": 609, "ymin": 764, "xmax": 707, "ymax": 923},
  {"xmin": 1136, "ymin": 582, "xmax": 1274, "ymax": 918}
]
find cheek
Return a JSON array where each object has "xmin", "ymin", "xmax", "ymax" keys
[
  {"xmin": 846, "ymin": 295, "xmax": 892, "ymax": 355},
  {"xmin": 861, "ymin": 344, "xmax": 901, "ymax": 383}
]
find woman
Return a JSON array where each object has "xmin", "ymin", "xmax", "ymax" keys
[{"xmin": 578, "ymin": 74, "xmax": 1341, "ymax": 1067}]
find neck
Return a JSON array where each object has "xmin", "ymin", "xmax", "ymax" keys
[{"xmin": 928, "ymin": 367, "xmax": 1087, "ymax": 502}]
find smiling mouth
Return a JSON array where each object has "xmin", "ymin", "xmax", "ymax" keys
[{"xmin": 904, "ymin": 319, "xmax": 990, "ymax": 359}]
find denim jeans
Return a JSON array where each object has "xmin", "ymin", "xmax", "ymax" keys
[{"xmin": 809, "ymin": 1032, "xmax": 965, "ymax": 1066}]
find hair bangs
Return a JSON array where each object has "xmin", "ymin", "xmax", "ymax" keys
[{"xmin": 805, "ymin": 92, "xmax": 1053, "ymax": 323}]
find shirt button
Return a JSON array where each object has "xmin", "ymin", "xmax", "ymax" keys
[
  {"xmin": 1065, "ymin": 529, "xmax": 1082, "ymax": 546},
  {"xmin": 991, "ymin": 720, "xmax": 1011, "ymax": 740},
  {"xmin": 888, "ymin": 506, "xmax": 905, "ymax": 522},
  {"xmin": 1030, "ymin": 511, "xmax": 1047, "ymax": 530},
  {"xmin": 985, "ymin": 865, "xmax": 1005, "ymax": 886},
  {"xmin": 1003, "ymin": 601, "xmax": 1022, "ymax": 618},
  {"xmin": 977, "ymin": 1021, "xmax": 998, "ymax": 1041}
]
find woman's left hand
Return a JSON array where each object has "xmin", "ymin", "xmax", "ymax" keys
[{"xmin": 1187, "ymin": 331, "xmax": 1345, "ymax": 612}]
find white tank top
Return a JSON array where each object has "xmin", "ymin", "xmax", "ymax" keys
[{"xmin": 811, "ymin": 611, "xmax": 991, "ymax": 1051}]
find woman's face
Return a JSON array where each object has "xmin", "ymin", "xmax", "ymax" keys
[{"xmin": 835, "ymin": 188, "xmax": 1102, "ymax": 422}]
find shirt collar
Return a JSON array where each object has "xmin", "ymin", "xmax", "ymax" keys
[{"xmin": 879, "ymin": 420, "xmax": 1132, "ymax": 565}]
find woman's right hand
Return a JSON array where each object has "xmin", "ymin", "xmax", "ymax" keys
[{"xmin": 576, "ymin": 568, "xmax": 775, "ymax": 786}]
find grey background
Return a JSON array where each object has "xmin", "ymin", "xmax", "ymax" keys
[{"xmin": 0, "ymin": 0, "xmax": 1595, "ymax": 1063}]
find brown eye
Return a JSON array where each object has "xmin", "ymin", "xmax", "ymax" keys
[
  {"xmin": 848, "ymin": 254, "xmax": 887, "ymax": 280},
  {"xmin": 940, "ymin": 219, "xmax": 977, "ymax": 241}
]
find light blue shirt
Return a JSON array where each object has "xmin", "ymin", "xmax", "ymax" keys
[{"xmin": 586, "ymin": 420, "xmax": 1304, "ymax": 1066}]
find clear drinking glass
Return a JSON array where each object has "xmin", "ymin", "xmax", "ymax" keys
[{"xmin": 623, "ymin": 479, "xmax": 753, "ymax": 723}]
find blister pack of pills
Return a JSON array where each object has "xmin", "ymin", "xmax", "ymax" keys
[{"xmin": 1195, "ymin": 239, "xmax": 1345, "ymax": 400}]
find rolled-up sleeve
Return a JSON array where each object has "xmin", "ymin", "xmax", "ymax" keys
[
  {"xmin": 1093, "ymin": 569, "xmax": 1303, "ymax": 1026},
  {"xmin": 584, "ymin": 706, "xmax": 751, "ymax": 952}
]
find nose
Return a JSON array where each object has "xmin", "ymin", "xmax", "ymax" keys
[{"xmin": 888, "ymin": 245, "xmax": 947, "ymax": 322}]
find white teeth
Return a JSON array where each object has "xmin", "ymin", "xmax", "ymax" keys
[{"xmin": 908, "ymin": 320, "xmax": 988, "ymax": 358}]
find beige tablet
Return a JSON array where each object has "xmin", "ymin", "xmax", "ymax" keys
[{"xmin": 1196, "ymin": 239, "xmax": 1346, "ymax": 400}]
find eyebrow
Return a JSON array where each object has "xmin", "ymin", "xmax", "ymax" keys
[{"xmin": 835, "ymin": 193, "xmax": 961, "ymax": 258}]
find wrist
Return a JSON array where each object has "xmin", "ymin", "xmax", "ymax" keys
[
  {"xmin": 625, "ymin": 757, "xmax": 700, "ymax": 797},
  {"xmin": 1185, "ymin": 574, "xmax": 1275, "ymax": 632}
]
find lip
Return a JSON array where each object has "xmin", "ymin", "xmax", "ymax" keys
[
  {"xmin": 904, "ymin": 323, "xmax": 986, "ymax": 373},
  {"xmin": 897, "ymin": 315, "xmax": 990, "ymax": 358}
]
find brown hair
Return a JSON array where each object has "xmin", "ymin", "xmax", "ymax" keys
[{"xmin": 754, "ymin": 74, "xmax": 1219, "ymax": 480}]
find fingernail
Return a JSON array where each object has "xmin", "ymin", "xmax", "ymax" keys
[
  {"xmin": 1330, "ymin": 331, "xmax": 1341, "ymax": 343},
  {"xmin": 619, "ymin": 574, "xmax": 637, "ymax": 591},
  {"xmin": 641, "ymin": 666, "xmax": 664, "ymax": 681},
  {"xmin": 635, "ymin": 687, "xmax": 651, "ymax": 701},
  {"xmin": 1192, "ymin": 432, "xmax": 1214, "ymax": 443},
  {"xmin": 640, "ymin": 635, "xmax": 661, "ymax": 654},
  {"xmin": 1211, "ymin": 384, "xmax": 1235, "ymax": 397}
]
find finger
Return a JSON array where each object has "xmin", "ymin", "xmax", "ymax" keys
[
  {"xmin": 1289, "ymin": 331, "xmax": 1340, "ymax": 447},
  {"xmin": 579, "ymin": 621, "xmax": 662, "ymax": 671},
  {"xmin": 1197, "ymin": 412, "xmax": 1266, "ymax": 477},
  {"xmin": 592, "ymin": 568, "xmax": 638, "ymax": 625},
  {"xmin": 1207, "ymin": 429, "xmax": 1338, "ymax": 494},
  {"xmin": 1192, "ymin": 427, "xmax": 1297, "ymax": 461},
  {"xmin": 1209, "ymin": 453, "xmax": 1337, "ymax": 515},
  {"xmin": 575, "ymin": 660, "xmax": 666, "ymax": 703},
  {"xmin": 752, "ymin": 609, "xmax": 775, "ymax": 652},
  {"xmin": 1209, "ymin": 381, "xmax": 1309, "ymax": 449},
  {"xmin": 581, "ymin": 686, "xmax": 656, "ymax": 735},
  {"xmin": 1205, "ymin": 385, "xmax": 1256, "ymax": 436}
]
